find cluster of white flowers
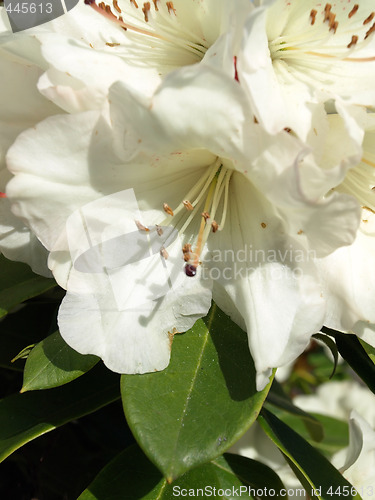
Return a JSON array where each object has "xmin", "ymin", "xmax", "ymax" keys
[{"xmin": 1, "ymin": 0, "xmax": 375, "ymax": 389}]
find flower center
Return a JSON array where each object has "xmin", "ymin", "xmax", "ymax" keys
[
  {"xmin": 84, "ymin": 0, "xmax": 208, "ymax": 61},
  {"xmin": 136, "ymin": 158, "xmax": 233, "ymax": 276},
  {"xmin": 269, "ymin": 2, "xmax": 375, "ymax": 64},
  {"xmin": 339, "ymin": 150, "xmax": 375, "ymax": 217}
]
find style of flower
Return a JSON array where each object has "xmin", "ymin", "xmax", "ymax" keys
[
  {"xmin": 236, "ymin": 0, "xmax": 375, "ymax": 139},
  {"xmin": 5, "ymin": 64, "xmax": 362, "ymax": 389}
]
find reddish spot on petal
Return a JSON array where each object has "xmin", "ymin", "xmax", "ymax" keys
[{"xmin": 0, "ymin": 192, "xmax": 6, "ymax": 198}]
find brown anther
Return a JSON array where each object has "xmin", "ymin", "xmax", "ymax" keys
[
  {"xmin": 163, "ymin": 203, "xmax": 174, "ymax": 216},
  {"xmin": 324, "ymin": 4, "xmax": 332, "ymax": 22},
  {"xmin": 156, "ymin": 225, "xmax": 163, "ymax": 236},
  {"xmin": 347, "ymin": 35, "xmax": 358, "ymax": 48},
  {"xmin": 297, "ymin": 229, "xmax": 304, "ymax": 235},
  {"xmin": 363, "ymin": 206, "xmax": 375, "ymax": 214},
  {"xmin": 166, "ymin": 1, "xmax": 176, "ymax": 15},
  {"xmin": 113, "ymin": 0, "xmax": 121, "ymax": 13},
  {"xmin": 201, "ymin": 211, "xmax": 210, "ymax": 221},
  {"xmin": 135, "ymin": 220, "xmax": 150, "ymax": 232},
  {"xmin": 160, "ymin": 247, "xmax": 169, "ymax": 259},
  {"xmin": 106, "ymin": 42, "xmax": 120, "ymax": 46},
  {"xmin": 348, "ymin": 4, "xmax": 359, "ymax": 18},
  {"xmin": 330, "ymin": 20, "xmax": 338, "ymax": 34},
  {"xmin": 261, "ymin": 222, "xmax": 267, "ymax": 229},
  {"xmin": 364, "ymin": 13, "xmax": 375, "ymax": 25},
  {"xmin": 284, "ymin": 127, "xmax": 292, "ymax": 133},
  {"xmin": 130, "ymin": 0, "xmax": 139, "ymax": 7},
  {"xmin": 328, "ymin": 13, "xmax": 337, "ymax": 32},
  {"xmin": 310, "ymin": 9, "xmax": 317, "ymax": 25},
  {"xmin": 105, "ymin": 4, "xmax": 116, "ymax": 17},
  {"xmin": 211, "ymin": 221, "xmax": 219, "ymax": 233},
  {"xmin": 365, "ymin": 22, "xmax": 375, "ymax": 39},
  {"xmin": 183, "ymin": 200, "xmax": 194, "ymax": 211},
  {"xmin": 152, "ymin": 0, "xmax": 158, "ymax": 10},
  {"xmin": 182, "ymin": 243, "xmax": 192, "ymax": 254},
  {"xmin": 142, "ymin": 2, "xmax": 151, "ymax": 21},
  {"xmin": 98, "ymin": 1, "xmax": 105, "ymax": 9}
]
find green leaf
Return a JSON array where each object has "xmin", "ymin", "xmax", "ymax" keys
[
  {"xmin": 359, "ymin": 338, "xmax": 375, "ymax": 364},
  {"xmin": 258, "ymin": 408, "xmax": 362, "ymax": 500},
  {"xmin": 0, "ymin": 302, "xmax": 60, "ymax": 372},
  {"xmin": 78, "ymin": 445, "xmax": 285, "ymax": 500},
  {"xmin": 322, "ymin": 327, "xmax": 375, "ymax": 395},
  {"xmin": 0, "ymin": 364, "xmax": 120, "ymax": 462},
  {"xmin": 266, "ymin": 389, "xmax": 324, "ymax": 442},
  {"xmin": 21, "ymin": 331, "xmax": 99, "ymax": 392},
  {"xmin": 121, "ymin": 304, "xmax": 273, "ymax": 481},
  {"xmin": 0, "ymin": 255, "xmax": 56, "ymax": 319},
  {"xmin": 269, "ymin": 408, "xmax": 349, "ymax": 457},
  {"xmin": 313, "ymin": 333, "xmax": 339, "ymax": 379}
]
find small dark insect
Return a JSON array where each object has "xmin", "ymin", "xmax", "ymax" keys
[{"xmin": 184, "ymin": 263, "xmax": 197, "ymax": 277}]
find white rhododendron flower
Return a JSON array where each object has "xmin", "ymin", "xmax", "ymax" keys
[
  {"xmin": 0, "ymin": 0, "xmax": 250, "ymax": 269},
  {"xmin": 236, "ymin": 0, "xmax": 375, "ymax": 139},
  {"xmin": 332, "ymin": 412, "xmax": 375, "ymax": 495},
  {"xmin": 5, "ymin": 64, "xmax": 363, "ymax": 389},
  {"xmin": 319, "ymin": 117, "xmax": 375, "ymax": 344}
]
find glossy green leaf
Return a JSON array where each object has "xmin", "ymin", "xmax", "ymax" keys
[
  {"xmin": 258, "ymin": 408, "xmax": 362, "ymax": 500},
  {"xmin": 121, "ymin": 304, "xmax": 273, "ymax": 481},
  {"xmin": 0, "ymin": 255, "xmax": 56, "ymax": 319},
  {"xmin": 359, "ymin": 338, "xmax": 375, "ymax": 364},
  {"xmin": 266, "ymin": 391, "xmax": 324, "ymax": 443},
  {"xmin": 322, "ymin": 327, "xmax": 375, "ymax": 395},
  {"xmin": 268, "ymin": 408, "xmax": 349, "ymax": 457},
  {"xmin": 0, "ymin": 364, "xmax": 120, "ymax": 462},
  {"xmin": 313, "ymin": 333, "xmax": 338, "ymax": 379},
  {"xmin": 78, "ymin": 445, "xmax": 285, "ymax": 500},
  {"xmin": 0, "ymin": 302, "xmax": 60, "ymax": 371},
  {"xmin": 21, "ymin": 330, "xmax": 99, "ymax": 392}
]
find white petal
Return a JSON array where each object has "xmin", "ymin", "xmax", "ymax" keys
[
  {"xmin": 319, "ymin": 212, "xmax": 375, "ymax": 333},
  {"xmin": 205, "ymin": 173, "xmax": 325, "ymax": 390},
  {"xmin": 58, "ymin": 268, "xmax": 212, "ymax": 374}
]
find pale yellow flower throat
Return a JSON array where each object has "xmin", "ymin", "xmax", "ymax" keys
[{"xmin": 136, "ymin": 159, "xmax": 232, "ymax": 277}]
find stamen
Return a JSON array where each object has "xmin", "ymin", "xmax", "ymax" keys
[
  {"xmin": 183, "ymin": 200, "xmax": 194, "ymax": 211},
  {"xmin": 347, "ymin": 35, "xmax": 358, "ymax": 49},
  {"xmin": 156, "ymin": 224, "xmax": 163, "ymax": 236},
  {"xmin": 324, "ymin": 4, "xmax": 332, "ymax": 23},
  {"xmin": 364, "ymin": 13, "xmax": 375, "ymax": 25},
  {"xmin": 211, "ymin": 221, "xmax": 219, "ymax": 233},
  {"xmin": 113, "ymin": 0, "xmax": 121, "ymax": 13},
  {"xmin": 166, "ymin": 1, "xmax": 176, "ymax": 15},
  {"xmin": 142, "ymin": 2, "xmax": 151, "ymax": 22},
  {"xmin": 135, "ymin": 220, "xmax": 150, "ymax": 231},
  {"xmin": 310, "ymin": 9, "xmax": 317, "ymax": 25},
  {"xmin": 163, "ymin": 203, "xmax": 174, "ymax": 216},
  {"xmin": 348, "ymin": 5, "xmax": 359, "ymax": 19},
  {"xmin": 365, "ymin": 23, "xmax": 375, "ymax": 40},
  {"xmin": 160, "ymin": 246, "xmax": 169, "ymax": 259},
  {"xmin": 153, "ymin": 0, "xmax": 159, "ymax": 11}
]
